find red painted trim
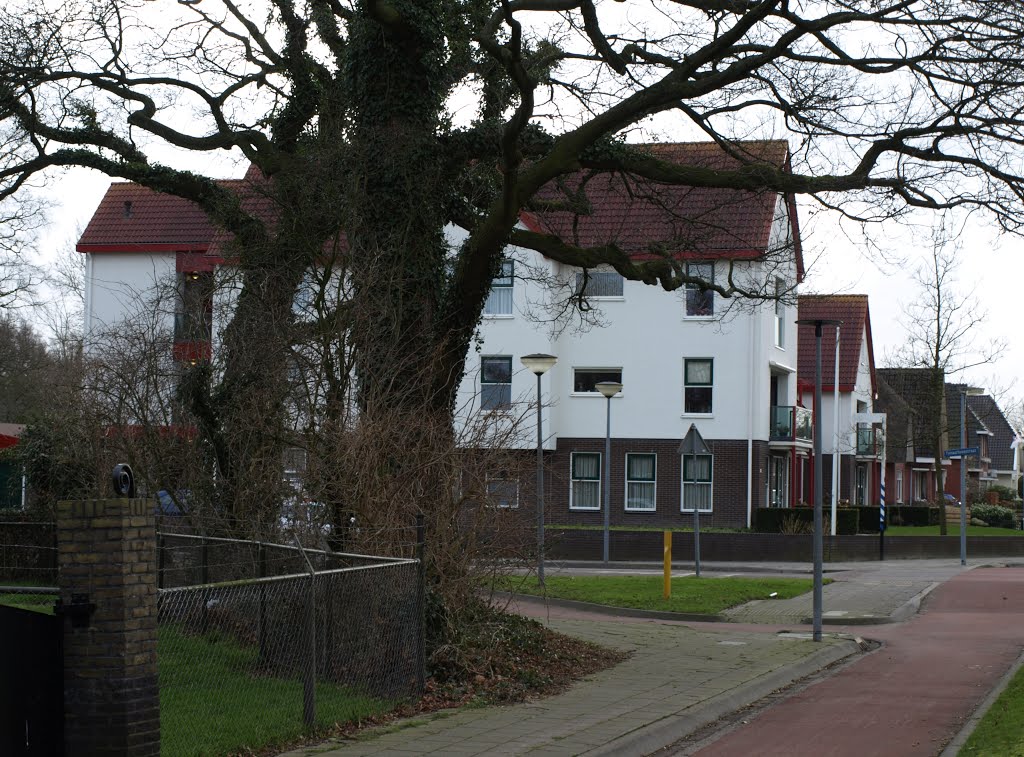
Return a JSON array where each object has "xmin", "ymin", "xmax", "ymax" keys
[
  {"xmin": 76, "ymin": 244, "xmax": 209, "ymax": 253},
  {"xmin": 172, "ymin": 341, "xmax": 212, "ymax": 363},
  {"xmin": 0, "ymin": 435, "xmax": 18, "ymax": 450},
  {"xmin": 176, "ymin": 252, "xmax": 222, "ymax": 272},
  {"xmin": 104, "ymin": 424, "xmax": 198, "ymax": 440}
]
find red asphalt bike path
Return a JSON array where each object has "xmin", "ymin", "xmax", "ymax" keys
[{"xmin": 687, "ymin": 567, "xmax": 1024, "ymax": 757}]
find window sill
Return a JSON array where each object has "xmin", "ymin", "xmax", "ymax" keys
[
  {"xmin": 680, "ymin": 509, "xmax": 714, "ymax": 514},
  {"xmin": 571, "ymin": 392, "xmax": 625, "ymax": 398},
  {"xmin": 683, "ymin": 315, "xmax": 715, "ymax": 321},
  {"xmin": 569, "ymin": 506, "xmax": 601, "ymax": 512},
  {"xmin": 625, "ymin": 507, "xmax": 656, "ymax": 513},
  {"xmin": 584, "ymin": 296, "xmax": 625, "ymax": 302},
  {"xmin": 481, "ymin": 314, "xmax": 514, "ymax": 319},
  {"xmin": 681, "ymin": 413, "xmax": 714, "ymax": 419}
]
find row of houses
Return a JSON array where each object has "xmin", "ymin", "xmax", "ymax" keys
[{"xmin": 73, "ymin": 141, "xmax": 1023, "ymax": 529}]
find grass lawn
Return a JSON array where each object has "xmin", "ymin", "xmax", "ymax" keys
[
  {"xmin": 959, "ymin": 664, "xmax": 1024, "ymax": 756},
  {"xmin": 0, "ymin": 579, "xmax": 56, "ymax": 612},
  {"xmin": 884, "ymin": 525, "xmax": 1023, "ymax": 537},
  {"xmin": 547, "ymin": 523, "xmax": 748, "ymax": 533},
  {"xmin": 497, "ymin": 574, "xmax": 820, "ymax": 615},
  {"xmin": 160, "ymin": 625, "xmax": 394, "ymax": 757}
]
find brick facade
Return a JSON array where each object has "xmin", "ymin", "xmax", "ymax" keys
[
  {"xmin": 58, "ymin": 498, "xmax": 160, "ymax": 755},
  {"xmin": 540, "ymin": 437, "xmax": 770, "ymax": 529}
]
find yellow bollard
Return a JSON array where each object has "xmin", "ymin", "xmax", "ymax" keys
[{"xmin": 663, "ymin": 530, "xmax": 672, "ymax": 599}]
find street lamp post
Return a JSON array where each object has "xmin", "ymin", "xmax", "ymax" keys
[
  {"xmin": 597, "ymin": 380, "xmax": 622, "ymax": 564},
  {"xmin": 796, "ymin": 318, "xmax": 841, "ymax": 643},
  {"xmin": 959, "ymin": 386, "xmax": 985, "ymax": 567},
  {"xmin": 520, "ymin": 353, "xmax": 557, "ymax": 586}
]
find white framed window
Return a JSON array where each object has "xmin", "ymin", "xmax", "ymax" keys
[
  {"xmin": 684, "ymin": 358, "xmax": 713, "ymax": 414},
  {"xmin": 625, "ymin": 453, "xmax": 656, "ymax": 512},
  {"xmin": 896, "ymin": 468, "xmax": 904, "ymax": 504},
  {"xmin": 484, "ymin": 260, "xmax": 514, "ymax": 315},
  {"xmin": 486, "ymin": 476, "xmax": 519, "ymax": 508},
  {"xmin": 575, "ymin": 270, "xmax": 624, "ymax": 298},
  {"xmin": 913, "ymin": 470, "xmax": 928, "ymax": 502},
  {"xmin": 480, "ymin": 356, "xmax": 512, "ymax": 410},
  {"xmin": 570, "ymin": 452, "xmax": 601, "ymax": 510},
  {"xmin": 682, "ymin": 454, "xmax": 713, "ymax": 512},
  {"xmin": 573, "ymin": 368, "xmax": 623, "ymax": 394},
  {"xmin": 685, "ymin": 262, "xmax": 714, "ymax": 316},
  {"xmin": 774, "ymin": 277, "xmax": 785, "ymax": 347}
]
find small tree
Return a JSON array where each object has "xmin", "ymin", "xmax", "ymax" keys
[{"xmin": 893, "ymin": 227, "xmax": 1003, "ymax": 534}]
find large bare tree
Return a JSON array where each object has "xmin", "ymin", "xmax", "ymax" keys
[
  {"xmin": 3, "ymin": 0, "xmax": 1024, "ymax": 526},
  {"xmin": 894, "ymin": 229, "xmax": 1003, "ymax": 533}
]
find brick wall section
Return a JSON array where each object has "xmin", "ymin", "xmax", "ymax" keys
[
  {"xmin": 546, "ymin": 529, "xmax": 1024, "ymax": 561},
  {"xmin": 58, "ymin": 498, "xmax": 160, "ymax": 755},
  {"xmin": 544, "ymin": 437, "xmax": 768, "ymax": 529}
]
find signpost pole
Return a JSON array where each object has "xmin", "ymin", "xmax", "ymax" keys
[{"xmin": 960, "ymin": 391, "xmax": 968, "ymax": 567}]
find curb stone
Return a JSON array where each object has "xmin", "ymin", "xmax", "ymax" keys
[
  {"xmin": 939, "ymin": 650, "xmax": 1024, "ymax": 757},
  {"xmin": 491, "ymin": 591, "xmax": 724, "ymax": 623},
  {"xmin": 586, "ymin": 638, "xmax": 863, "ymax": 756}
]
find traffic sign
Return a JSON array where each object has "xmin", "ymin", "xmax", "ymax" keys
[{"xmin": 944, "ymin": 446, "xmax": 979, "ymax": 458}]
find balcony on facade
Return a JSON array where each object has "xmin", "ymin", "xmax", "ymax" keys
[
  {"xmin": 856, "ymin": 424, "xmax": 883, "ymax": 458},
  {"xmin": 770, "ymin": 405, "xmax": 813, "ymax": 443}
]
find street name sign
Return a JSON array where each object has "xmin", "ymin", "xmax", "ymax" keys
[{"xmin": 944, "ymin": 447, "xmax": 980, "ymax": 458}]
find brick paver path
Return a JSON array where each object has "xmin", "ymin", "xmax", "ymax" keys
[
  {"xmin": 285, "ymin": 618, "xmax": 852, "ymax": 756},
  {"xmin": 682, "ymin": 567, "xmax": 1024, "ymax": 757}
]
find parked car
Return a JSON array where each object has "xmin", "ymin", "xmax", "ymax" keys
[{"xmin": 944, "ymin": 493, "xmax": 962, "ymax": 508}]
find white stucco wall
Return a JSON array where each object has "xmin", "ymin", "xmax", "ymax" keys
[
  {"xmin": 454, "ymin": 195, "xmax": 801, "ymax": 448},
  {"xmin": 85, "ymin": 252, "xmax": 177, "ymax": 339},
  {"xmin": 798, "ymin": 324, "xmax": 876, "ymax": 454}
]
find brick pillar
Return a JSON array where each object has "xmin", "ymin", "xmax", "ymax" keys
[{"xmin": 58, "ymin": 498, "xmax": 160, "ymax": 755}]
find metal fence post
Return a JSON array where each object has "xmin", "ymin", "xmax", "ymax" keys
[
  {"xmin": 293, "ymin": 535, "xmax": 317, "ymax": 730},
  {"xmin": 201, "ymin": 536, "xmax": 210, "ymax": 633},
  {"xmin": 258, "ymin": 541, "xmax": 268, "ymax": 664},
  {"xmin": 416, "ymin": 513, "xmax": 426, "ymax": 695},
  {"xmin": 157, "ymin": 534, "xmax": 165, "ymax": 589}
]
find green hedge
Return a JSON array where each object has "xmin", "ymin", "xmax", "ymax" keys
[
  {"xmin": 852, "ymin": 505, "xmax": 937, "ymax": 531},
  {"xmin": 971, "ymin": 504, "xmax": 1017, "ymax": 529},
  {"xmin": 754, "ymin": 507, "xmax": 859, "ymax": 535}
]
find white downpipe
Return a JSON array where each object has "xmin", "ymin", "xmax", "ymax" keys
[
  {"xmin": 831, "ymin": 328, "xmax": 840, "ymax": 535},
  {"xmin": 746, "ymin": 309, "xmax": 755, "ymax": 528}
]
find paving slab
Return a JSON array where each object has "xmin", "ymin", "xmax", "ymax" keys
[
  {"xmin": 674, "ymin": 567, "xmax": 1024, "ymax": 756},
  {"xmin": 283, "ymin": 558, "xmax": 1005, "ymax": 757},
  {"xmin": 282, "ymin": 619, "xmax": 858, "ymax": 756}
]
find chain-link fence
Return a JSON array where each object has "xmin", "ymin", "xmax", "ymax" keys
[
  {"xmin": 0, "ymin": 521, "xmax": 56, "ymax": 584},
  {"xmin": 0, "ymin": 522, "xmax": 425, "ymax": 756},
  {"xmin": 157, "ymin": 537, "xmax": 423, "ymax": 757}
]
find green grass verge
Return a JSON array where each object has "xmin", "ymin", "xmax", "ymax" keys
[
  {"xmin": 884, "ymin": 525, "xmax": 1023, "ymax": 537},
  {"xmin": 0, "ymin": 579, "xmax": 56, "ymax": 613},
  {"xmin": 547, "ymin": 524, "xmax": 749, "ymax": 533},
  {"xmin": 160, "ymin": 625, "xmax": 394, "ymax": 757},
  {"xmin": 959, "ymin": 663, "xmax": 1024, "ymax": 756},
  {"xmin": 497, "ymin": 575, "xmax": 821, "ymax": 615}
]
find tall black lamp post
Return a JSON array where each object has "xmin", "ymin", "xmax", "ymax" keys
[
  {"xmin": 959, "ymin": 386, "xmax": 984, "ymax": 567},
  {"xmin": 597, "ymin": 380, "xmax": 622, "ymax": 564},
  {"xmin": 521, "ymin": 353, "xmax": 557, "ymax": 586},
  {"xmin": 796, "ymin": 318, "xmax": 841, "ymax": 642}
]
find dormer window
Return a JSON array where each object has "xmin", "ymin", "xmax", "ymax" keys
[{"xmin": 123, "ymin": 200, "xmax": 133, "ymax": 218}]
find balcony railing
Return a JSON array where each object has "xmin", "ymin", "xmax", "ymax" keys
[
  {"xmin": 856, "ymin": 425, "xmax": 882, "ymax": 456},
  {"xmin": 770, "ymin": 406, "xmax": 812, "ymax": 442}
]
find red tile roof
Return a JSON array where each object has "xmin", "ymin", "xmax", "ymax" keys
[
  {"xmin": 0, "ymin": 422, "xmax": 23, "ymax": 450},
  {"xmin": 521, "ymin": 141, "xmax": 802, "ymax": 274},
  {"xmin": 78, "ymin": 141, "xmax": 801, "ymax": 275},
  {"xmin": 76, "ymin": 181, "xmax": 239, "ymax": 252},
  {"xmin": 797, "ymin": 295, "xmax": 875, "ymax": 395}
]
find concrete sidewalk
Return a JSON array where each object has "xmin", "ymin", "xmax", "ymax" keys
[{"xmin": 281, "ymin": 560, "xmax": 979, "ymax": 757}]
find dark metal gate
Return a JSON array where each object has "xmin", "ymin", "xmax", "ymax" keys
[{"xmin": 0, "ymin": 604, "xmax": 62, "ymax": 756}]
